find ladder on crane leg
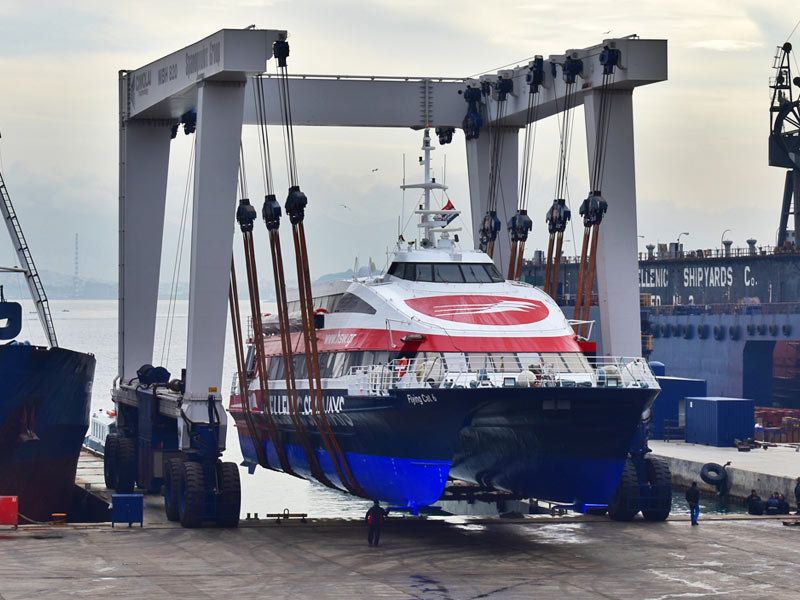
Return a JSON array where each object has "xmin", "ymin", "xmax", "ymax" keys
[{"xmin": 0, "ymin": 169, "xmax": 58, "ymax": 347}]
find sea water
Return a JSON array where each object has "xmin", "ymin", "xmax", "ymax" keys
[
  {"xmin": 45, "ymin": 298, "xmax": 372, "ymax": 519},
  {"xmin": 40, "ymin": 299, "xmax": 740, "ymax": 520}
]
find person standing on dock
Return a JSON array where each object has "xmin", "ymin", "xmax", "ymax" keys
[
  {"xmin": 366, "ymin": 500, "xmax": 387, "ymax": 546},
  {"xmin": 795, "ymin": 477, "xmax": 800, "ymax": 515},
  {"xmin": 685, "ymin": 482, "xmax": 700, "ymax": 525}
]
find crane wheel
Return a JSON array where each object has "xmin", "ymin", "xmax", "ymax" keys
[
  {"xmin": 163, "ymin": 458, "xmax": 182, "ymax": 522},
  {"xmin": 103, "ymin": 433, "xmax": 120, "ymax": 489},
  {"xmin": 115, "ymin": 437, "xmax": 137, "ymax": 494},
  {"xmin": 179, "ymin": 462, "xmax": 205, "ymax": 528},
  {"xmin": 217, "ymin": 461, "xmax": 241, "ymax": 528}
]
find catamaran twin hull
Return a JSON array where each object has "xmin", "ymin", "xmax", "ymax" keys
[{"xmin": 230, "ymin": 382, "xmax": 657, "ymax": 508}]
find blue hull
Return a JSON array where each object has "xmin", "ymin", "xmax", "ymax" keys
[
  {"xmin": 233, "ymin": 385, "xmax": 656, "ymax": 507},
  {"xmin": 0, "ymin": 343, "xmax": 96, "ymax": 521}
]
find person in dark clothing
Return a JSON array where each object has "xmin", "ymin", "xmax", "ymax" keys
[
  {"xmin": 765, "ymin": 493, "xmax": 779, "ymax": 515},
  {"xmin": 746, "ymin": 490, "xmax": 764, "ymax": 516},
  {"xmin": 795, "ymin": 477, "xmax": 800, "ymax": 515},
  {"xmin": 776, "ymin": 493, "xmax": 790, "ymax": 515},
  {"xmin": 365, "ymin": 500, "xmax": 387, "ymax": 546},
  {"xmin": 685, "ymin": 482, "xmax": 700, "ymax": 525}
]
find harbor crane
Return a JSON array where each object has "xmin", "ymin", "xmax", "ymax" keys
[{"xmin": 111, "ymin": 28, "xmax": 667, "ymax": 526}]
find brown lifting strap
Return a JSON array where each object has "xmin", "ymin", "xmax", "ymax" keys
[
  {"xmin": 228, "ymin": 260, "xmax": 273, "ymax": 471},
  {"xmin": 268, "ymin": 226, "xmax": 336, "ymax": 489},
  {"xmin": 291, "ymin": 220, "xmax": 367, "ymax": 498}
]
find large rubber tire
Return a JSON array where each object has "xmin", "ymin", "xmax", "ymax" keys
[
  {"xmin": 115, "ymin": 437, "xmax": 137, "ymax": 494},
  {"xmin": 163, "ymin": 458, "xmax": 182, "ymax": 522},
  {"xmin": 641, "ymin": 455, "xmax": 672, "ymax": 522},
  {"xmin": 217, "ymin": 462, "xmax": 241, "ymax": 528},
  {"xmin": 700, "ymin": 462, "xmax": 727, "ymax": 487},
  {"xmin": 103, "ymin": 433, "xmax": 120, "ymax": 489},
  {"xmin": 608, "ymin": 458, "xmax": 639, "ymax": 522},
  {"xmin": 179, "ymin": 461, "xmax": 205, "ymax": 528}
]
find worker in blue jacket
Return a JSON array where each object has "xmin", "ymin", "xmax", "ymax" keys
[
  {"xmin": 685, "ymin": 482, "xmax": 700, "ymax": 525},
  {"xmin": 765, "ymin": 492, "xmax": 780, "ymax": 515},
  {"xmin": 746, "ymin": 490, "xmax": 764, "ymax": 515},
  {"xmin": 365, "ymin": 500, "xmax": 388, "ymax": 546},
  {"xmin": 777, "ymin": 493, "xmax": 790, "ymax": 515}
]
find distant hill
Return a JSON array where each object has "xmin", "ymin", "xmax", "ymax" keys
[{"xmin": 0, "ymin": 266, "xmax": 375, "ymax": 301}]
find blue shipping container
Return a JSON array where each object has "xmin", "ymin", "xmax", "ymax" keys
[
  {"xmin": 685, "ymin": 397, "xmax": 754, "ymax": 447},
  {"xmin": 650, "ymin": 377, "xmax": 707, "ymax": 440}
]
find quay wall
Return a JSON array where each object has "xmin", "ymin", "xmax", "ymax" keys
[{"xmin": 655, "ymin": 454, "xmax": 798, "ymax": 502}]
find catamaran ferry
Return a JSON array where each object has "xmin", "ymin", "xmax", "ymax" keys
[{"xmin": 229, "ymin": 129, "xmax": 659, "ymax": 510}]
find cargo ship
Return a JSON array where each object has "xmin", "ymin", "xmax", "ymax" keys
[
  {"xmin": 229, "ymin": 129, "xmax": 659, "ymax": 510},
  {"xmin": 523, "ymin": 41, "xmax": 800, "ymax": 408},
  {"xmin": 0, "ymin": 165, "xmax": 96, "ymax": 522}
]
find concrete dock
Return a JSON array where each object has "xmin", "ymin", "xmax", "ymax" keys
[
  {"xmin": 651, "ymin": 440, "xmax": 800, "ymax": 500},
  {"xmin": 0, "ymin": 451, "xmax": 798, "ymax": 599},
  {"xmin": 2, "ymin": 508, "xmax": 799, "ymax": 598}
]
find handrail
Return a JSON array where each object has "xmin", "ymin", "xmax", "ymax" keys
[{"xmin": 345, "ymin": 354, "xmax": 658, "ymax": 396}]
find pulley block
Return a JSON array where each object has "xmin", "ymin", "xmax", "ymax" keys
[
  {"xmin": 262, "ymin": 194, "xmax": 282, "ymax": 231},
  {"xmin": 462, "ymin": 85, "xmax": 484, "ymax": 140},
  {"xmin": 527, "ymin": 56, "xmax": 544, "ymax": 93},
  {"xmin": 579, "ymin": 191, "xmax": 608, "ymax": 227},
  {"xmin": 273, "ymin": 40, "xmax": 290, "ymax": 67},
  {"xmin": 479, "ymin": 211, "xmax": 501, "ymax": 249},
  {"xmin": 546, "ymin": 199, "xmax": 571, "ymax": 233},
  {"xmin": 508, "ymin": 209, "xmax": 533, "ymax": 242},
  {"xmin": 562, "ymin": 55, "xmax": 583, "ymax": 84},
  {"xmin": 236, "ymin": 198, "xmax": 257, "ymax": 232},
  {"xmin": 435, "ymin": 126, "xmax": 455, "ymax": 145},
  {"xmin": 285, "ymin": 185, "xmax": 308, "ymax": 225},
  {"xmin": 599, "ymin": 46, "xmax": 621, "ymax": 75}
]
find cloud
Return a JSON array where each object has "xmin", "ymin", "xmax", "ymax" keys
[{"xmin": 689, "ymin": 39, "xmax": 763, "ymax": 51}]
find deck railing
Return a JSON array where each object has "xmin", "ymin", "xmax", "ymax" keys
[{"xmin": 346, "ymin": 354, "xmax": 658, "ymax": 396}]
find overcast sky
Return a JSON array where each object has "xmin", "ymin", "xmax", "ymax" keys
[{"xmin": 0, "ymin": 0, "xmax": 799, "ymax": 286}]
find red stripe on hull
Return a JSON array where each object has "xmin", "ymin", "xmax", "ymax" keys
[{"xmin": 259, "ymin": 327, "xmax": 580, "ymax": 355}]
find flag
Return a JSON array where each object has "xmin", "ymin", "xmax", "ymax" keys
[{"xmin": 439, "ymin": 199, "xmax": 458, "ymax": 225}]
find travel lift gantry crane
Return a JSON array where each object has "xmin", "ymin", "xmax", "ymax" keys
[{"xmin": 109, "ymin": 29, "xmax": 667, "ymax": 526}]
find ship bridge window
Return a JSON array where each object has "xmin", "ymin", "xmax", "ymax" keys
[
  {"xmin": 312, "ymin": 294, "xmax": 344, "ymax": 313},
  {"xmin": 466, "ymin": 353, "xmax": 520, "ymax": 372},
  {"xmin": 538, "ymin": 352, "xmax": 591, "ymax": 373},
  {"xmin": 267, "ymin": 356, "xmax": 284, "ymax": 381},
  {"xmin": 330, "ymin": 351, "xmax": 365, "ymax": 377},
  {"xmin": 416, "ymin": 264, "xmax": 434, "ymax": 282},
  {"xmin": 434, "ymin": 264, "xmax": 464, "ymax": 283},
  {"xmin": 387, "ymin": 262, "xmax": 504, "ymax": 283},
  {"xmin": 334, "ymin": 293, "xmax": 377, "ymax": 315}
]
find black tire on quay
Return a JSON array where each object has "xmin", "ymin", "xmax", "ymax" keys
[
  {"xmin": 115, "ymin": 437, "xmax": 137, "ymax": 494},
  {"xmin": 217, "ymin": 461, "xmax": 241, "ymax": 528},
  {"xmin": 608, "ymin": 458, "xmax": 639, "ymax": 522},
  {"xmin": 103, "ymin": 433, "xmax": 120, "ymax": 489},
  {"xmin": 700, "ymin": 462, "xmax": 727, "ymax": 487},
  {"xmin": 641, "ymin": 455, "xmax": 672, "ymax": 522},
  {"xmin": 179, "ymin": 461, "xmax": 205, "ymax": 528},
  {"xmin": 163, "ymin": 458, "xmax": 182, "ymax": 522}
]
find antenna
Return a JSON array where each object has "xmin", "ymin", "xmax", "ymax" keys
[
  {"xmin": 400, "ymin": 153, "xmax": 406, "ymax": 240},
  {"xmin": 73, "ymin": 233, "xmax": 80, "ymax": 298}
]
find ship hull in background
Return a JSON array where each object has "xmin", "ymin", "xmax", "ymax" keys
[
  {"xmin": 0, "ymin": 344, "xmax": 96, "ymax": 522},
  {"xmin": 522, "ymin": 253, "xmax": 800, "ymax": 406}
]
